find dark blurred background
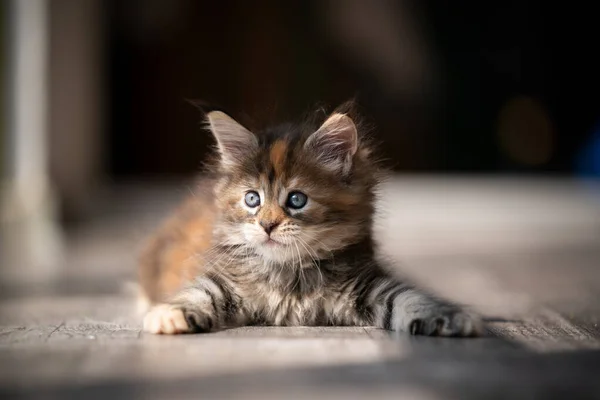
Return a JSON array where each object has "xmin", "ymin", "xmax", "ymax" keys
[
  {"xmin": 23, "ymin": 1, "xmax": 600, "ymax": 214},
  {"xmin": 2, "ymin": 0, "xmax": 600, "ymax": 277},
  {"xmin": 103, "ymin": 0, "xmax": 600, "ymax": 179}
]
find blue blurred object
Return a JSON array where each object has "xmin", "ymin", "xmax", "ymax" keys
[{"xmin": 576, "ymin": 120, "xmax": 600, "ymax": 176}]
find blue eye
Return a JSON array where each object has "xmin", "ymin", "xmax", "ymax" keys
[
  {"xmin": 286, "ymin": 191, "xmax": 308, "ymax": 209},
  {"xmin": 244, "ymin": 191, "xmax": 260, "ymax": 208}
]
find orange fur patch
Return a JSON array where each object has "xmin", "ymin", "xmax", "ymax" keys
[
  {"xmin": 269, "ymin": 140, "xmax": 288, "ymax": 175},
  {"xmin": 138, "ymin": 191, "xmax": 216, "ymax": 303},
  {"xmin": 260, "ymin": 204, "xmax": 286, "ymax": 225}
]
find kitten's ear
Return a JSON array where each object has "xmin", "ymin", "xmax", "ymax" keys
[
  {"xmin": 206, "ymin": 111, "xmax": 258, "ymax": 168},
  {"xmin": 304, "ymin": 113, "xmax": 358, "ymax": 175}
]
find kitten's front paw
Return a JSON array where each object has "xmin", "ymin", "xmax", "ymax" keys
[
  {"xmin": 407, "ymin": 309, "xmax": 484, "ymax": 337},
  {"xmin": 143, "ymin": 304, "xmax": 213, "ymax": 334}
]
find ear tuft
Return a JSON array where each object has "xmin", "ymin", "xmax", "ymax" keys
[
  {"xmin": 304, "ymin": 113, "xmax": 358, "ymax": 175},
  {"xmin": 206, "ymin": 111, "xmax": 257, "ymax": 169}
]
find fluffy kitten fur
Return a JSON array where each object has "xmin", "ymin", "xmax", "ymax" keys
[{"xmin": 139, "ymin": 102, "xmax": 483, "ymax": 336}]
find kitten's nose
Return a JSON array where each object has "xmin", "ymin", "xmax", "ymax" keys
[{"xmin": 260, "ymin": 220, "xmax": 280, "ymax": 235}]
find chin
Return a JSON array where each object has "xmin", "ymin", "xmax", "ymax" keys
[{"xmin": 253, "ymin": 241, "xmax": 296, "ymax": 264}]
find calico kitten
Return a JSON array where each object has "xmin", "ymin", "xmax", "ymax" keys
[{"xmin": 139, "ymin": 102, "xmax": 483, "ymax": 336}]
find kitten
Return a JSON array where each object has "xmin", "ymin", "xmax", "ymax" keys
[{"xmin": 139, "ymin": 102, "xmax": 483, "ymax": 336}]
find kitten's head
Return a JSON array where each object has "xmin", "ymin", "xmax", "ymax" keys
[{"xmin": 205, "ymin": 103, "xmax": 381, "ymax": 264}]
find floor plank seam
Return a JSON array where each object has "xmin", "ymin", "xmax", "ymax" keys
[{"xmin": 45, "ymin": 322, "xmax": 65, "ymax": 342}]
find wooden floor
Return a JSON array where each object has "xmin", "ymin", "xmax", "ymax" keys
[{"xmin": 2, "ymin": 176, "xmax": 600, "ymax": 399}]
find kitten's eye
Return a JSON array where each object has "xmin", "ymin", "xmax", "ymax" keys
[
  {"xmin": 286, "ymin": 191, "xmax": 308, "ymax": 209},
  {"xmin": 244, "ymin": 191, "xmax": 261, "ymax": 208}
]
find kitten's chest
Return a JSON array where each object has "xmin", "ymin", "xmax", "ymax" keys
[
  {"xmin": 235, "ymin": 264, "xmax": 327, "ymax": 326},
  {"xmin": 244, "ymin": 282, "xmax": 325, "ymax": 326}
]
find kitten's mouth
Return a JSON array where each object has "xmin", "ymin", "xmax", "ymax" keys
[{"xmin": 264, "ymin": 238, "xmax": 284, "ymax": 246}]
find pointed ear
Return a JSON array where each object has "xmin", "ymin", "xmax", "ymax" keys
[
  {"xmin": 304, "ymin": 113, "xmax": 358, "ymax": 175},
  {"xmin": 206, "ymin": 111, "xmax": 258, "ymax": 169}
]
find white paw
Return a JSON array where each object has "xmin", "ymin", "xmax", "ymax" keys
[{"xmin": 143, "ymin": 304, "xmax": 191, "ymax": 335}]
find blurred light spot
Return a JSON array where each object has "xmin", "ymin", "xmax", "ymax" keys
[
  {"xmin": 496, "ymin": 96, "xmax": 555, "ymax": 166},
  {"xmin": 575, "ymin": 121, "xmax": 600, "ymax": 177}
]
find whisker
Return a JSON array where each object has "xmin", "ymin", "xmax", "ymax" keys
[{"xmin": 297, "ymin": 237, "xmax": 324, "ymax": 287}]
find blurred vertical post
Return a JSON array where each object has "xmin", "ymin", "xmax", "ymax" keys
[
  {"xmin": 1, "ymin": 0, "xmax": 63, "ymax": 284},
  {"xmin": 48, "ymin": 0, "xmax": 104, "ymax": 222}
]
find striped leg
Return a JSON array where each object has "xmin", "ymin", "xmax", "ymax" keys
[
  {"xmin": 143, "ymin": 275, "xmax": 241, "ymax": 334},
  {"xmin": 357, "ymin": 278, "xmax": 484, "ymax": 337}
]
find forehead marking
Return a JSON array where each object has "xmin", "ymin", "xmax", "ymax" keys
[{"xmin": 269, "ymin": 140, "xmax": 288, "ymax": 177}]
